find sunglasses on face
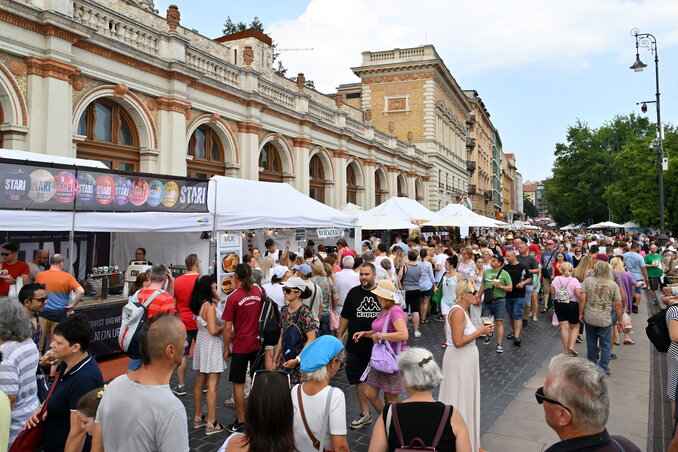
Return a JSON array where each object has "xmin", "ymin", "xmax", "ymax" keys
[
  {"xmin": 283, "ymin": 288, "xmax": 300, "ymax": 294},
  {"xmin": 32, "ymin": 297, "xmax": 47, "ymax": 303},
  {"xmin": 535, "ymin": 386, "xmax": 571, "ymax": 413},
  {"xmin": 465, "ymin": 290, "xmax": 478, "ymax": 296},
  {"xmin": 0, "ymin": 252, "xmax": 11, "ymax": 256}
]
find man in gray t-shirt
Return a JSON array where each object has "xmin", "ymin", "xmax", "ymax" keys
[
  {"xmin": 623, "ymin": 243, "xmax": 648, "ymax": 312},
  {"xmin": 94, "ymin": 315, "xmax": 189, "ymax": 452}
]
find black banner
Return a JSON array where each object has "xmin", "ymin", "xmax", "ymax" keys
[
  {"xmin": 0, "ymin": 231, "xmax": 110, "ymax": 280},
  {"xmin": 0, "ymin": 160, "xmax": 208, "ymax": 213},
  {"xmin": 77, "ymin": 301, "xmax": 126, "ymax": 358}
]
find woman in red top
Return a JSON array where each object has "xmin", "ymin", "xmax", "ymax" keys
[{"xmin": 552, "ymin": 252, "xmax": 567, "ymax": 278}]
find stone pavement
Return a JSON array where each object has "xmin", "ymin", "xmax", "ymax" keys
[
  {"xmin": 173, "ymin": 306, "xmax": 565, "ymax": 452},
  {"xmin": 480, "ymin": 292, "xmax": 655, "ymax": 452}
]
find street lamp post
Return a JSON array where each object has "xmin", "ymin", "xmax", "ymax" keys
[{"xmin": 630, "ymin": 28, "xmax": 668, "ymax": 246}]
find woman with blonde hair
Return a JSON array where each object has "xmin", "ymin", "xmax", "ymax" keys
[
  {"xmin": 260, "ymin": 256, "xmax": 276, "ymax": 285},
  {"xmin": 438, "ymin": 279, "xmax": 493, "ymax": 452},
  {"xmin": 573, "ymin": 255, "xmax": 594, "ymax": 283},
  {"xmin": 311, "ymin": 259, "xmax": 336, "ymax": 336},
  {"xmin": 550, "ymin": 262, "xmax": 582, "ymax": 355},
  {"xmin": 610, "ymin": 257, "xmax": 639, "ymax": 345}
]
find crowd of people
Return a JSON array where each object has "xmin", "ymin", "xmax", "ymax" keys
[{"xmin": 0, "ymin": 227, "xmax": 670, "ymax": 451}]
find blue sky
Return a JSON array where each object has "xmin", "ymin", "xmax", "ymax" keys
[{"xmin": 156, "ymin": 0, "xmax": 678, "ymax": 182}]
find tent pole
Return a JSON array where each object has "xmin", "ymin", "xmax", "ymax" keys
[
  {"xmin": 68, "ymin": 167, "xmax": 77, "ymax": 276},
  {"xmin": 209, "ymin": 178, "xmax": 218, "ymax": 277}
]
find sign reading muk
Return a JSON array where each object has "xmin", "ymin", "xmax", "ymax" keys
[{"xmin": 0, "ymin": 160, "xmax": 209, "ymax": 213}]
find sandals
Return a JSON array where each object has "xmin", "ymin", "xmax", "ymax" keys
[
  {"xmin": 507, "ymin": 333, "xmax": 515, "ymax": 340},
  {"xmin": 539, "ymin": 308, "xmax": 548, "ymax": 314},
  {"xmin": 624, "ymin": 339, "xmax": 636, "ymax": 345},
  {"xmin": 205, "ymin": 422, "xmax": 225, "ymax": 435},
  {"xmin": 193, "ymin": 415, "xmax": 206, "ymax": 429},
  {"xmin": 569, "ymin": 349, "xmax": 578, "ymax": 356}
]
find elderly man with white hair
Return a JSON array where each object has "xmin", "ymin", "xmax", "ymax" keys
[
  {"xmin": 333, "ymin": 255, "xmax": 360, "ymax": 316},
  {"xmin": 539, "ymin": 355, "xmax": 640, "ymax": 451}
]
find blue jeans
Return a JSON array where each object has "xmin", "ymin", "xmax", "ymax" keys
[
  {"xmin": 523, "ymin": 284, "xmax": 534, "ymax": 307},
  {"xmin": 585, "ymin": 323, "xmax": 611, "ymax": 373}
]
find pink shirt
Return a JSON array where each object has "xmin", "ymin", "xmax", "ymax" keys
[
  {"xmin": 371, "ymin": 305, "xmax": 407, "ymax": 352},
  {"xmin": 551, "ymin": 276, "xmax": 581, "ymax": 302}
]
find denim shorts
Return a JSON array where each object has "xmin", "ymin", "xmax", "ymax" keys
[
  {"xmin": 481, "ymin": 297, "xmax": 506, "ymax": 320},
  {"xmin": 184, "ymin": 329, "xmax": 198, "ymax": 357},
  {"xmin": 523, "ymin": 284, "xmax": 534, "ymax": 307},
  {"xmin": 505, "ymin": 297, "xmax": 524, "ymax": 320}
]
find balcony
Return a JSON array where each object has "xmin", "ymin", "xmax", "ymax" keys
[
  {"xmin": 468, "ymin": 184, "xmax": 477, "ymax": 195},
  {"xmin": 466, "ymin": 160, "xmax": 476, "ymax": 172},
  {"xmin": 466, "ymin": 137, "xmax": 476, "ymax": 150},
  {"xmin": 484, "ymin": 190, "xmax": 493, "ymax": 200},
  {"xmin": 466, "ymin": 114, "xmax": 476, "ymax": 128}
]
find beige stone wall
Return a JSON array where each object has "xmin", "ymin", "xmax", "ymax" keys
[{"xmin": 362, "ymin": 78, "xmax": 426, "ymax": 142}]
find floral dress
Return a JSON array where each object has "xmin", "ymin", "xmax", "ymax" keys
[{"xmin": 276, "ymin": 304, "xmax": 317, "ymax": 384}]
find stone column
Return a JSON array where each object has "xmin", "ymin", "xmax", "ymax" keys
[
  {"xmin": 332, "ymin": 149, "xmax": 349, "ymax": 208},
  {"xmin": 236, "ymin": 122, "xmax": 263, "ymax": 180},
  {"xmin": 387, "ymin": 165, "xmax": 399, "ymax": 198},
  {"xmin": 24, "ymin": 57, "xmax": 78, "ymax": 156},
  {"xmin": 406, "ymin": 171, "xmax": 417, "ymax": 200},
  {"xmin": 156, "ymin": 96, "xmax": 190, "ymax": 175},
  {"xmin": 363, "ymin": 159, "xmax": 376, "ymax": 209},
  {"xmin": 292, "ymin": 138, "xmax": 312, "ymax": 195}
]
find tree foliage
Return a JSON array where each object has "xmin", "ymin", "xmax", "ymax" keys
[
  {"xmin": 523, "ymin": 196, "xmax": 538, "ymax": 218},
  {"xmin": 544, "ymin": 113, "xmax": 677, "ymax": 232}
]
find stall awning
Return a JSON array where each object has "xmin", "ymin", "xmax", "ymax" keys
[{"xmin": 361, "ymin": 197, "xmax": 435, "ymax": 222}]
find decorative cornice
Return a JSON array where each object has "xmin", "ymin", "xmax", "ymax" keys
[
  {"xmin": 422, "ymin": 176, "xmax": 431, "ymax": 182},
  {"xmin": 387, "ymin": 165, "xmax": 399, "ymax": 173},
  {"xmin": 24, "ymin": 57, "xmax": 78, "ymax": 82},
  {"xmin": 362, "ymin": 158, "xmax": 377, "ymax": 167},
  {"xmin": 292, "ymin": 138, "xmax": 312, "ymax": 149},
  {"xmin": 237, "ymin": 121, "xmax": 263, "ymax": 134},
  {"xmin": 406, "ymin": 171, "xmax": 417, "ymax": 177},
  {"xmin": 0, "ymin": 11, "xmax": 80, "ymax": 43},
  {"xmin": 333, "ymin": 149, "xmax": 349, "ymax": 159},
  {"xmin": 156, "ymin": 96, "xmax": 191, "ymax": 117},
  {"xmin": 362, "ymin": 71, "xmax": 434, "ymax": 85}
]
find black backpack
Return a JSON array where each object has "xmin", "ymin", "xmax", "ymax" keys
[
  {"xmin": 282, "ymin": 307, "xmax": 306, "ymax": 361},
  {"xmin": 646, "ymin": 306, "xmax": 674, "ymax": 353},
  {"xmin": 258, "ymin": 286, "xmax": 281, "ymax": 347}
]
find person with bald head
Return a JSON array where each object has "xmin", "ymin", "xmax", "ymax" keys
[{"xmin": 92, "ymin": 314, "xmax": 189, "ymax": 451}]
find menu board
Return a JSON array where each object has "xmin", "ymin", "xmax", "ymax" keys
[
  {"xmin": 0, "ymin": 161, "xmax": 209, "ymax": 213},
  {"xmin": 217, "ymin": 233, "xmax": 242, "ymax": 296}
]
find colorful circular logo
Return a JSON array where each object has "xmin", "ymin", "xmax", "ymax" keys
[
  {"xmin": 95, "ymin": 175, "xmax": 115, "ymax": 205},
  {"xmin": 54, "ymin": 171, "xmax": 77, "ymax": 203},
  {"xmin": 28, "ymin": 169, "xmax": 55, "ymax": 203},
  {"xmin": 114, "ymin": 176, "xmax": 131, "ymax": 205},
  {"xmin": 147, "ymin": 180, "xmax": 164, "ymax": 207},
  {"xmin": 3, "ymin": 168, "xmax": 29, "ymax": 201},
  {"xmin": 129, "ymin": 178, "xmax": 149, "ymax": 206},
  {"xmin": 77, "ymin": 173, "xmax": 95, "ymax": 203},
  {"xmin": 162, "ymin": 181, "xmax": 179, "ymax": 208}
]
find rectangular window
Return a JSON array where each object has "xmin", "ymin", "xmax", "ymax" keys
[{"xmin": 383, "ymin": 95, "xmax": 410, "ymax": 114}]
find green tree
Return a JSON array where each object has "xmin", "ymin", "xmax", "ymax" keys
[
  {"xmin": 222, "ymin": 16, "xmax": 263, "ymax": 35},
  {"xmin": 523, "ymin": 196, "xmax": 538, "ymax": 218}
]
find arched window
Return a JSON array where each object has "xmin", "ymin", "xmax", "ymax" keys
[
  {"xmin": 309, "ymin": 154, "xmax": 326, "ymax": 203},
  {"xmin": 76, "ymin": 99, "xmax": 139, "ymax": 171},
  {"xmin": 397, "ymin": 175, "xmax": 406, "ymax": 197},
  {"xmin": 375, "ymin": 170, "xmax": 387, "ymax": 205},
  {"xmin": 347, "ymin": 164, "xmax": 358, "ymax": 204},
  {"xmin": 0, "ymin": 103, "xmax": 4, "ymax": 148},
  {"xmin": 415, "ymin": 179, "xmax": 423, "ymax": 202},
  {"xmin": 258, "ymin": 142, "xmax": 283, "ymax": 182},
  {"xmin": 187, "ymin": 125, "xmax": 225, "ymax": 179}
]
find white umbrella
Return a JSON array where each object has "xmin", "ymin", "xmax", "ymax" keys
[
  {"xmin": 358, "ymin": 213, "xmax": 415, "ymax": 230},
  {"xmin": 588, "ymin": 221, "xmax": 624, "ymax": 229},
  {"xmin": 425, "ymin": 213, "xmax": 501, "ymax": 228},
  {"xmin": 621, "ymin": 221, "xmax": 640, "ymax": 229}
]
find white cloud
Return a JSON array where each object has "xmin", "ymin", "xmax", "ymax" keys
[{"xmin": 268, "ymin": 0, "xmax": 678, "ymax": 93}]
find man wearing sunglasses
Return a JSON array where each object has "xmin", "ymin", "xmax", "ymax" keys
[
  {"xmin": 18, "ymin": 283, "xmax": 51, "ymax": 402},
  {"xmin": 538, "ymin": 355, "xmax": 640, "ymax": 451},
  {"xmin": 0, "ymin": 243, "xmax": 30, "ymax": 297}
]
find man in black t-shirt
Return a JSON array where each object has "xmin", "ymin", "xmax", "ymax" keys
[
  {"xmin": 516, "ymin": 239, "xmax": 540, "ymax": 323},
  {"xmin": 504, "ymin": 251, "xmax": 532, "ymax": 347},
  {"xmin": 338, "ymin": 262, "xmax": 381, "ymax": 430}
]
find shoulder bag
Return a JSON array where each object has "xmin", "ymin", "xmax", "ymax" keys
[
  {"xmin": 430, "ymin": 274, "xmax": 446, "ymax": 304},
  {"xmin": 297, "ymin": 385, "xmax": 336, "ymax": 452},
  {"xmin": 369, "ymin": 310, "xmax": 401, "ymax": 374},
  {"xmin": 9, "ymin": 371, "xmax": 61, "ymax": 452}
]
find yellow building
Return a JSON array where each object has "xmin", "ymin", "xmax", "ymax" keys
[
  {"xmin": 501, "ymin": 152, "xmax": 518, "ymax": 222},
  {"xmin": 338, "ymin": 45, "xmax": 472, "ymax": 210},
  {"xmin": 464, "ymin": 90, "xmax": 496, "ymax": 217}
]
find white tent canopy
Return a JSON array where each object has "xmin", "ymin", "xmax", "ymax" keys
[
  {"xmin": 358, "ymin": 213, "xmax": 415, "ymax": 230},
  {"xmin": 621, "ymin": 221, "xmax": 640, "ymax": 229},
  {"xmin": 435, "ymin": 203, "xmax": 505, "ymax": 227},
  {"xmin": 0, "ymin": 149, "xmax": 108, "ymax": 169},
  {"xmin": 588, "ymin": 221, "xmax": 624, "ymax": 229},
  {"xmin": 426, "ymin": 214, "xmax": 500, "ymax": 228},
  {"xmin": 208, "ymin": 176, "xmax": 356, "ymax": 230},
  {"xmin": 339, "ymin": 202, "xmax": 364, "ymax": 216},
  {"xmin": 362, "ymin": 197, "xmax": 435, "ymax": 222}
]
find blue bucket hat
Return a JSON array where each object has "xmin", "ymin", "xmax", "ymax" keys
[{"xmin": 300, "ymin": 335, "xmax": 344, "ymax": 373}]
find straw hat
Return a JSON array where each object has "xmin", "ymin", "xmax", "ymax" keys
[{"xmin": 371, "ymin": 279, "xmax": 398, "ymax": 302}]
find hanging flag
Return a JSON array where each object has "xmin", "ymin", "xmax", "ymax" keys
[{"xmin": 458, "ymin": 195, "xmax": 473, "ymax": 211}]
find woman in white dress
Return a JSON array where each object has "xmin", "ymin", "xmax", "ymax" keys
[
  {"xmin": 439, "ymin": 257, "xmax": 461, "ymax": 349},
  {"xmin": 189, "ymin": 275, "xmax": 227, "ymax": 435},
  {"xmin": 439, "ymin": 279, "xmax": 493, "ymax": 452}
]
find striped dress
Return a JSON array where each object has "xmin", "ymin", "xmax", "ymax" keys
[{"xmin": 0, "ymin": 339, "xmax": 39, "ymax": 446}]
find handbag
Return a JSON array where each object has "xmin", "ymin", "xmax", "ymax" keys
[
  {"xmin": 329, "ymin": 309, "xmax": 340, "ymax": 331},
  {"xmin": 9, "ymin": 371, "xmax": 61, "ymax": 452},
  {"xmin": 369, "ymin": 310, "xmax": 401, "ymax": 374},
  {"xmin": 430, "ymin": 275, "xmax": 445, "ymax": 304}
]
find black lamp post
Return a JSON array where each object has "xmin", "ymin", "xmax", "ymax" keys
[{"xmin": 630, "ymin": 28, "xmax": 668, "ymax": 246}]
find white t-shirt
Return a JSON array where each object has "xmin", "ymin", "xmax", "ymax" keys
[
  {"xmin": 374, "ymin": 255, "xmax": 395, "ymax": 271},
  {"xmin": 95, "ymin": 374, "xmax": 189, "ymax": 452},
  {"xmin": 264, "ymin": 249, "xmax": 282, "ymax": 265},
  {"xmin": 433, "ymin": 253, "xmax": 448, "ymax": 281},
  {"xmin": 292, "ymin": 385, "xmax": 346, "ymax": 452},
  {"xmin": 333, "ymin": 269, "xmax": 360, "ymax": 315},
  {"xmin": 261, "ymin": 282, "xmax": 285, "ymax": 308}
]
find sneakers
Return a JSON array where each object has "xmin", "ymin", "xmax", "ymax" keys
[
  {"xmin": 483, "ymin": 335, "xmax": 492, "ymax": 345},
  {"xmin": 172, "ymin": 385, "xmax": 187, "ymax": 396},
  {"xmin": 227, "ymin": 421, "xmax": 245, "ymax": 433},
  {"xmin": 632, "ymin": 305, "xmax": 639, "ymax": 313},
  {"xmin": 496, "ymin": 344, "xmax": 504, "ymax": 353},
  {"xmin": 350, "ymin": 412, "xmax": 372, "ymax": 430},
  {"xmin": 576, "ymin": 335, "xmax": 583, "ymax": 343},
  {"xmin": 414, "ymin": 330, "xmax": 422, "ymax": 338},
  {"xmin": 513, "ymin": 338, "xmax": 521, "ymax": 347}
]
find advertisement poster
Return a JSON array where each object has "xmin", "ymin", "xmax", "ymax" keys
[
  {"xmin": 0, "ymin": 160, "xmax": 209, "ymax": 213},
  {"xmin": 217, "ymin": 234, "xmax": 242, "ymax": 296}
]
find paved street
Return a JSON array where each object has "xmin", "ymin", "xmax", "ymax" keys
[{"xmin": 174, "ymin": 306, "xmax": 565, "ymax": 452}]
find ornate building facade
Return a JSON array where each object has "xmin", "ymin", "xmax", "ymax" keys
[
  {"xmin": 0, "ymin": 0, "xmax": 431, "ymax": 210},
  {"xmin": 338, "ymin": 45, "xmax": 472, "ymax": 211}
]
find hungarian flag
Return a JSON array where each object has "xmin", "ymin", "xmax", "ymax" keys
[{"xmin": 458, "ymin": 195, "xmax": 473, "ymax": 210}]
